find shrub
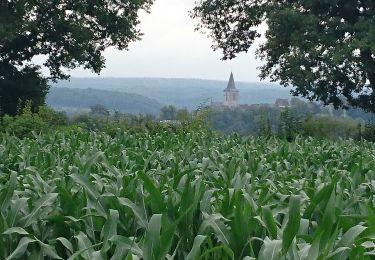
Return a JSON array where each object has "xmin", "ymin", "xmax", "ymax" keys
[
  {"xmin": 301, "ymin": 116, "xmax": 360, "ymax": 140},
  {"xmin": 1, "ymin": 115, "xmax": 13, "ymax": 129},
  {"xmin": 5, "ymin": 113, "xmax": 47, "ymax": 138},
  {"xmin": 37, "ymin": 106, "xmax": 68, "ymax": 126},
  {"xmin": 1, "ymin": 105, "xmax": 69, "ymax": 138},
  {"xmin": 72, "ymin": 113, "xmax": 105, "ymax": 130},
  {"xmin": 1, "ymin": 102, "xmax": 47, "ymax": 138},
  {"xmin": 277, "ymin": 108, "xmax": 302, "ymax": 141},
  {"xmin": 362, "ymin": 123, "xmax": 375, "ymax": 142},
  {"xmin": 257, "ymin": 110, "xmax": 273, "ymax": 138}
]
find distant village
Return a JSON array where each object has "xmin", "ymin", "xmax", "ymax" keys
[
  {"xmin": 211, "ymin": 72, "xmax": 290, "ymax": 110},
  {"xmin": 156, "ymin": 71, "xmax": 364, "ymax": 124}
]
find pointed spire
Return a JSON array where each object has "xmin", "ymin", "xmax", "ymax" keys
[{"xmin": 225, "ymin": 72, "xmax": 237, "ymax": 91}]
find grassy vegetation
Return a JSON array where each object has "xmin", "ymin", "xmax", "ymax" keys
[{"xmin": 0, "ymin": 128, "xmax": 374, "ymax": 259}]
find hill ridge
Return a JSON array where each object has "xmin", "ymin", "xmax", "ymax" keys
[{"xmin": 52, "ymin": 77, "xmax": 293, "ymax": 109}]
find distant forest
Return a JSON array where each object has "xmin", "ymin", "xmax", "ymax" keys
[{"xmin": 47, "ymin": 87, "xmax": 163, "ymax": 116}]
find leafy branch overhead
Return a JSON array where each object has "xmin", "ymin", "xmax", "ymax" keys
[
  {"xmin": 0, "ymin": 0, "xmax": 153, "ymax": 116},
  {"xmin": 0, "ymin": 0, "xmax": 153, "ymax": 80},
  {"xmin": 192, "ymin": 0, "xmax": 375, "ymax": 112}
]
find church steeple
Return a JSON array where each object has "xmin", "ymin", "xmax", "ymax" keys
[
  {"xmin": 223, "ymin": 72, "xmax": 239, "ymax": 107},
  {"xmin": 225, "ymin": 72, "xmax": 237, "ymax": 91}
]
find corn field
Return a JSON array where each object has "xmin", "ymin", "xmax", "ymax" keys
[{"xmin": 0, "ymin": 129, "xmax": 374, "ymax": 259}]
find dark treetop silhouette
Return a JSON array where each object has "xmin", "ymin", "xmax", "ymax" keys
[{"xmin": 0, "ymin": 0, "xmax": 153, "ymax": 116}]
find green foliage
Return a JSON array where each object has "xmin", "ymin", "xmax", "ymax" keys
[
  {"xmin": 190, "ymin": 106, "xmax": 212, "ymax": 131},
  {"xmin": 257, "ymin": 109, "xmax": 273, "ymax": 138},
  {"xmin": 207, "ymin": 102, "xmax": 369, "ymax": 141},
  {"xmin": 302, "ymin": 116, "xmax": 360, "ymax": 140},
  {"xmin": 37, "ymin": 106, "xmax": 68, "ymax": 126},
  {"xmin": 177, "ymin": 108, "xmax": 190, "ymax": 122},
  {"xmin": 192, "ymin": 0, "xmax": 375, "ymax": 112},
  {"xmin": 0, "ymin": 0, "xmax": 153, "ymax": 116},
  {"xmin": 362, "ymin": 123, "xmax": 375, "ymax": 142},
  {"xmin": 0, "ymin": 0, "xmax": 153, "ymax": 80},
  {"xmin": 160, "ymin": 105, "xmax": 178, "ymax": 120},
  {"xmin": 1, "ymin": 115, "xmax": 13, "ymax": 129},
  {"xmin": 71, "ymin": 113, "xmax": 101, "ymax": 130},
  {"xmin": 1, "ymin": 103, "xmax": 48, "ymax": 138},
  {"xmin": 1, "ymin": 104, "xmax": 69, "ymax": 138},
  {"xmin": 0, "ymin": 65, "xmax": 49, "ymax": 116},
  {"xmin": 207, "ymin": 106, "xmax": 280, "ymax": 136},
  {"xmin": 4, "ymin": 112, "xmax": 47, "ymax": 138},
  {"xmin": 0, "ymin": 130, "xmax": 374, "ymax": 259},
  {"xmin": 290, "ymin": 97, "xmax": 321, "ymax": 115},
  {"xmin": 71, "ymin": 111, "xmax": 161, "ymax": 136},
  {"xmin": 90, "ymin": 104, "xmax": 110, "ymax": 118},
  {"xmin": 278, "ymin": 108, "xmax": 302, "ymax": 141}
]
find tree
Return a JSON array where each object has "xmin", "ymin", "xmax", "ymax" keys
[
  {"xmin": 192, "ymin": 1, "xmax": 375, "ymax": 112},
  {"xmin": 290, "ymin": 97, "xmax": 314, "ymax": 115},
  {"xmin": 177, "ymin": 108, "xmax": 190, "ymax": 122},
  {"xmin": 0, "ymin": 0, "xmax": 153, "ymax": 116},
  {"xmin": 90, "ymin": 104, "xmax": 109, "ymax": 117},
  {"xmin": 0, "ymin": 64, "xmax": 48, "ymax": 116},
  {"xmin": 160, "ymin": 105, "xmax": 178, "ymax": 120}
]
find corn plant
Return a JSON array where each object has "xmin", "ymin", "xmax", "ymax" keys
[{"xmin": 0, "ymin": 129, "xmax": 374, "ymax": 259}]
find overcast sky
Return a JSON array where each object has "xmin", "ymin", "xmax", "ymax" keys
[{"xmin": 68, "ymin": 0, "xmax": 265, "ymax": 82}]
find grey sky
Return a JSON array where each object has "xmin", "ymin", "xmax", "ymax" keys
[{"xmin": 69, "ymin": 0, "xmax": 265, "ymax": 82}]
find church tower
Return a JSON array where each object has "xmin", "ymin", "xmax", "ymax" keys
[{"xmin": 223, "ymin": 72, "xmax": 239, "ymax": 107}]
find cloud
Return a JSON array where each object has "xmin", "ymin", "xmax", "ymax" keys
[{"xmin": 65, "ymin": 0, "xmax": 266, "ymax": 81}]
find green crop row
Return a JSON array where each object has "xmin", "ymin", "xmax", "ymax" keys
[{"xmin": 0, "ymin": 129, "xmax": 374, "ymax": 259}]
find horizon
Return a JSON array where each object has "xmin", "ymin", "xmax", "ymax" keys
[{"xmin": 52, "ymin": 75, "xmax": 278, "ymax": 86}]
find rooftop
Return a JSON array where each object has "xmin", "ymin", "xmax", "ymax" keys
[{"xmin": 224, "ymin": 72, "xmax": 238, "ymax": 92}]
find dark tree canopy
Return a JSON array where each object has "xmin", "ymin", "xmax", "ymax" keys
[
  {"xmin": 0, "ymin": 0, "xmax": 152, "ymax": 116},
  {"xmin": 0, "ymin": 63, "xmax": 48, "ymax": 116},
  {"xmin": 192, "ymin": 0, "xmax": 375, "ymax": 113},
  {"xmin": 90, "ymin": 104, "xmax": 110, "ymax": 117}
]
